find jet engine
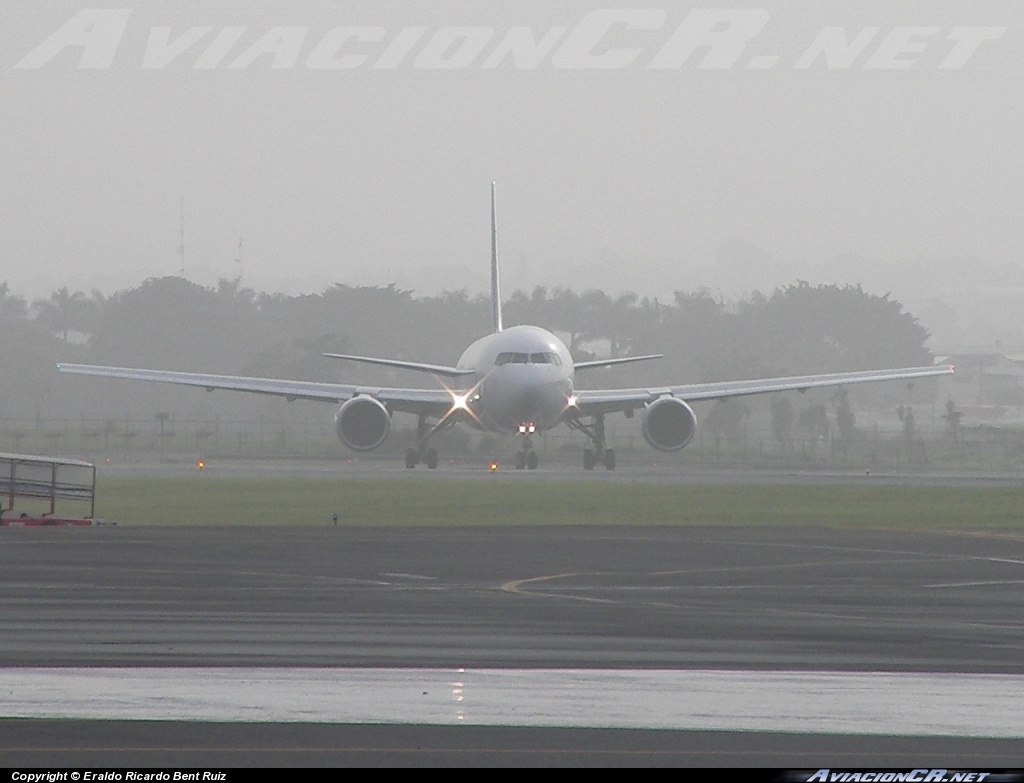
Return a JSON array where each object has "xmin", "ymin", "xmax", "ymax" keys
[
  {"xmin": 335, "ymin": 396, "xmax": 391, "ymax": 451},
  {"xmin": 641, "ymin": 396, "xmax": 697, "ymax": 452}
]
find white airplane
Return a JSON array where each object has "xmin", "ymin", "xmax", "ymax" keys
[{"xmin": 58, "ymin": 185, "xmax": 953, "ymax": 470}]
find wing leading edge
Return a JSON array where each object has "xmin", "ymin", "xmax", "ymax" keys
[
  {"xmin": 55, "ymin": 363, "xmax": 453, "ymax": 416},
  {"xmin": 573, "ymin": 364, "xmax": 954, "ymax": 414},
  {"xmin": 321, "ymin": 353, "xmax": 475, "ymax": 378},
  {"xmin": 573, "ymin": 354, "xmax": 663, "ymax": 371}
]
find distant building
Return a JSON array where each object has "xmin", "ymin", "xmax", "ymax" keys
[{"xmin": 936, "ymin": 353, "xmax": 1024, "ymax": 419}]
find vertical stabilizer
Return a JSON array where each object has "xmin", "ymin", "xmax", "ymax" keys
[{"xmin": 490, "ymin": 182, "xmax": 503, "ymax": 333}]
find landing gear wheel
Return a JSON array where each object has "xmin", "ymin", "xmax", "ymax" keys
[
  {"xmin": 603, "ymin": 448, "xmax": 616, "ymax": 471},
  {"xmin": 426, "ymin": 448, "xmax": 438, "ymax": 470},
  {"xmin": 515, "ymin": 452, "xmax": 526, "ymax": 470},
  {"xmin": 527, "ymin": 451, "xmax": 538, "ymax": 470},
  {"xmin": 405, "ymin": 447, "xmax": 417, "ymax": 469},
  {"xmin": 583, "ymin": 448, "xmax": 595, "ymax": 470}
]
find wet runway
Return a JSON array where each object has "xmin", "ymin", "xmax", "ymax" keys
[
  {"xmin": 1, "ymin": 523, "xmax": 1023, "ymax": 764},
  {"xmin": 7, "ymin": 667, "xmax": 1024, "ymax": 736}
]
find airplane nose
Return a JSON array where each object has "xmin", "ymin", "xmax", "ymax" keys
[
  {"xmin": 484, "ymin": 366, "xmax": 566, "ymax": 431},
  {"xmin": 509, "ymin": 387, "xmax": 542, "ymax": 421},
  {"xmin": 514, "ymin": 381, "xmax": 568, "ymax": 428}
]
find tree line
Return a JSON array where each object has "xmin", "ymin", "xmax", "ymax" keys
[{"xmin": 0, "ymin": 277, "xmax": 933, "ymax": 427}]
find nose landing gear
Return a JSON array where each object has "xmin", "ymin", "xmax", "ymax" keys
[
  {"xmin": 515, "ymin": 448, "xmax": 538, "ymax": 470},
  {"xmin": 515, "ymin": 429, "xmax": 539, "ymax": 469}
]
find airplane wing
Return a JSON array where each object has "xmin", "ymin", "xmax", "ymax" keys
[
  {"xmin": 573, "ymin": 354, "xmax": 663, "ymax": 371},
  {"xmin": 573, "ymin": 364, "xmax": 954, "ymax": 414},
  {"xmin": 55, "ymin": 363, "xmax": 454, "ymax": 417},
  {"xmin": 322, "ymin": 353, "xmax": 475, "ymax": 377}
]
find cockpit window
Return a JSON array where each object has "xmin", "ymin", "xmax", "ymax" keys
[
  {"xmin": 495, "ymin": 352, "xmax": 529, "ymax": 365},
  {"xmin": 495, "ymin": 351, "xmax": 561, "ymax": 366},
  {"xmin": 531, "ymin": 352, "xmax": 562, "ymax": 365}
]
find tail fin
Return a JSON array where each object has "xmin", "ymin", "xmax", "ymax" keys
[{"xmin": 490, "ymin": 182, "xmax": 503, "ymax": 333}]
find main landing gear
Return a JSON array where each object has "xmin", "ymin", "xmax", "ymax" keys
[
  {"xmin": 405, "ymin": 446, "xmax": 438, "ymax": 470},
  {"xmin": 567, "ymin": 413, "xmax": 616, "ymax": 471},
  {"xmin": 582, "ymin": 447, "xmax": 615, "ymax": 471},
  {"xmin": 405, "ymin": 414, "xmax": 445, "ymax": 469}
]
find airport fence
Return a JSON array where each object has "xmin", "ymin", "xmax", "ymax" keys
[{"xmin": 2, "ymin": 412, "xmax": 1023, "ymax": 471}]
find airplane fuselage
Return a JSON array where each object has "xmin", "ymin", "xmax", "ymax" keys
[{"xmin": 455, "ymin": 325, "xmax": 574, "ymax": 434}]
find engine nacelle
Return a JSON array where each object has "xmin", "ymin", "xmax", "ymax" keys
[
  {"xmin": 335, "ymin": 396, "xmax": 391, "ymax": 451},
  {"xmin": 641, "ymin": 397, "xmax": 697, "ymax": 452}
]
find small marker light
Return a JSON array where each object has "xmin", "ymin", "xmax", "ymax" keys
[
  {"xmin": 489, "ymin": 461, "xmax": 498, "ymax": 472},
  {"xmin": 196, "ymin": 460, "xmax": 205, "ymax": 470}
]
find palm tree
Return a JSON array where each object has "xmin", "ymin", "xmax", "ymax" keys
[
  {"xmin": 549, "ymin": 288, "xmax": 588, "ymax": 354},
  {"xmin": 32, "ymin": 287, "xmax": 88, "ymax": 342},
  {"xmin": 605, "ymin": 291, "xmax": 639, "ymax": 358},
  {"xmin": 0, "ymin": 282, "xmax": 28, "ymax": 321}
]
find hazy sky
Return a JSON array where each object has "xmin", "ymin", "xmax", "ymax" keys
[{"xmin": 1, "ymin": 1, "xmax": 1022, "ymax": 310}]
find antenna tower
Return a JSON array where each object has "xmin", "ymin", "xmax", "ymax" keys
[
  {"xmin": 235, "ymin": 237, "xmax": 244, "ymax": 281},
  {"xmin": 178, "ymin": 197, "xmax": 186, "ymax": 278}
]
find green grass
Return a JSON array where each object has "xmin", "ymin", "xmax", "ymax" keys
[{"xmin": 91, "ymin": 476, "xmax": 1024, "ymax": 528}]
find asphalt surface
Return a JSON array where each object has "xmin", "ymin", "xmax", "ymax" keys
[
  {"xmin": 1, "ymin": 523, "xmax": 1022, "ymax": 765},
  {"xmin": 2, "ymin": 525, "xmax": 1022, "ymax": 671},
  {"xmin": 1, "ymin": 721, "xmax": 1022, "ymax": 768}
]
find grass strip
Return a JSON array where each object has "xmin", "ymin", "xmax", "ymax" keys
[{"xmin": 92, "ymin": 476, "xmax": 1024, "ymax": 528}]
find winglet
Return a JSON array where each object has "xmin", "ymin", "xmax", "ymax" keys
[{"xmin": 490, "ymin": 182, "xmax": 503, "ymax": 334}]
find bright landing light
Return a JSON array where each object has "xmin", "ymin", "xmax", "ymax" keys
[{"xmin": 438, "ymin": 378, "xmax": 485, "ymax": 427}]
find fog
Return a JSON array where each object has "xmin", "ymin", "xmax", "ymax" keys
[{"xmin": 1, "ymin": 1, "xmax": 1022, "ymax": 350}]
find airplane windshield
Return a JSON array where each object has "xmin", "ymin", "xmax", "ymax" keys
[
  {"xmin": 530, "ymin": 352, "xmax": 562, "ymax": 366},
  {"xmin": 496, "ymin": 351, "xmax": 560, "ymax": 366}
]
